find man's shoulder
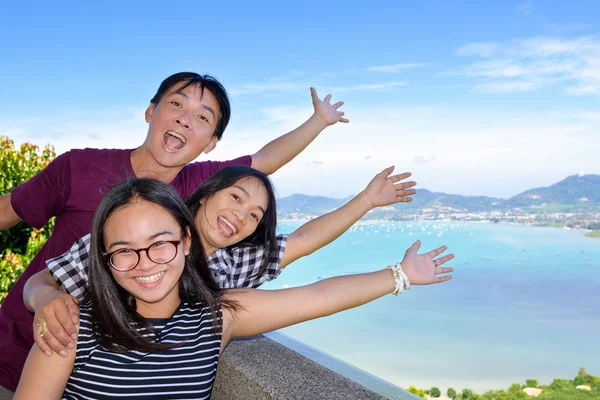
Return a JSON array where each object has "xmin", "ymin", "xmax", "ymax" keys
[{"xmin": 68, "ymin": 147, "xmax": 133, "ymax": 162}]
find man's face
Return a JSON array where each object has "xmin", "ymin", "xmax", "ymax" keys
[{"xmin": 142, "ymin": 82, "xmax": 220, "ymax": 169}]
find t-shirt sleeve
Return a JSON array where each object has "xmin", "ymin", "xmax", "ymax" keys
[
  {"xmin": 46, "ymin": 233, "xmax": 91, "ymax": 301},
  {"xmin": 72, "ymin": 303, "xmax": 96, "ymax": 371},
  {"xmin": 182, "ymin": 155, "xmax": 252, "ymax": 196},
  {"xmin": 230, "ymin": 234, "xmax": 288, "ymax": 288},
  {"xmin": 10, "ymin": 151, "xmax": 72, "ymax": 229}
]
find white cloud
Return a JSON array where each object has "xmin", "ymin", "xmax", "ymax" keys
[
  {"xmin": 565, "ymin": 85, "xmax": 598, "ymax": 95},
  {"xmin": 456, "ymin": 35, "xmax": 600, "ymax": 95},
  {"xmin": 330, "ymin": 81, "xmax": 407, "ymax": 92},
  {"xmin": 413, "ymin": 155, "xmax": 436, "ymax": 163},
  {"xmin": 544, "ymin": 23, "xmax": 590, "ymax": 33},
  {"xmin": 6, "ymin": 103, "xmax": 599, "ymax": 200},
  {"xmin": 230, "ymin": 79, "xmax": 408, "ymax": 96},
  {"xmin": 365, "ymin": 63, "xmax": 427, "ymax": 73}
]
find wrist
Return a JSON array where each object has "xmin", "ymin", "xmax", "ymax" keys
[
  {"xmin": 386, "ymin": 262, "xmax": 411, "ymax": 296},
  {"xmin": 356, "ymin": 190, "xmax": 375, "ymax": 213},
  {"xmin": 309, "ymin": 112, "xmax": 330, "ymax": 130},
  {"xmin": 31, "ymin": 286, "xmax": 58, "ymax": 312}
]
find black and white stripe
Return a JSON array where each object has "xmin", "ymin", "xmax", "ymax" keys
[{"xmin": 63, "ymin": 302, "xmax": 222, "ymax": 399}]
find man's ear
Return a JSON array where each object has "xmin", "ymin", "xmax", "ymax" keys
[
  {"xmin": 203, "ymin": 136, "xmax": 218, "ymax": 154},
  {"xmin": 184, "ymin": 226, "xmax": 192, "ymax": 256},
  {"xmin": 145, "ymin": 103, "xmax": 156, "ymax": 123}
]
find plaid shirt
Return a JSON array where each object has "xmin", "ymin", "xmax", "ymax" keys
[{"xmin": 46, "ymin": 233, "xmax": 288, "ymax": 300}]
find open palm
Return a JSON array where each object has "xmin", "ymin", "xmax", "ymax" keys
[
  {"xmin": 365, "ymin": 166, "xmax": 417, "ymax": 208},
  {"xmin": 311, "ymin": 87, "xmax": 349, "ymax": 126},
  {"xmin": 400, "ymin": 240, "xmax": 454, "ymax": 285}
]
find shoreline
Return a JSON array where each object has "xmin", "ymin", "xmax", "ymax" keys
[{"xmin": 278, "ymin": 217, "xmax": 597, "ymax": 234}]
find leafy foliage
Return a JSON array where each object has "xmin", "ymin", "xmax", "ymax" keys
[
  {"xmin": 407, "ymin": 385, "xmax": 426, "ymax": 398},
  {"xmin": 0, "ymin": 136, "xmax": 56, "ymax": 303},
  {"xmin": 407, "ymin": 368, "xmax": 600, "ymax": 400}
]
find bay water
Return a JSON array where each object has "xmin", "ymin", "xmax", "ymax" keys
[{"xmin": 262, "ymin": 221, "xmax": 600, "ymax": 392}]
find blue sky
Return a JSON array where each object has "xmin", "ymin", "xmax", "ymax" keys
[{"xmin": 1, "ymin": 1, "xmax": 599, "ymax": 198}]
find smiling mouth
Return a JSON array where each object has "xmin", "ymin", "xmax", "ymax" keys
[
  {"xmin": 163, "ymin": 131, "xmax": 187, "ymax": 152},
  {"xmin": 133, "ymin": 271, "xmax": 166, "ymax": 284},
  {"xmin": 218, "ymin": 216, "xmax": 238, "ymax": 236}
]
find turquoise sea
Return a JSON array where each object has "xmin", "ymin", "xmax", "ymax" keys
[{"xmin": 262, "ymin": 221, "xmax": 600, "ymax": 393}]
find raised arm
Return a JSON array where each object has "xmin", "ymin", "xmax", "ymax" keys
[
  {"xmin": 0, "ymin": 193, "xmax": 21, "ymax": 229},
  {"xmin": 222, "ymin": 241, "xmax": 453, "ymax": 342},
  {"xmin": 251, "ymin": 88, "xmax": 348, "ymax": 175},
  {"xmin": 281, "ymin": 166, "xmax": 416, "ymax": 268}
]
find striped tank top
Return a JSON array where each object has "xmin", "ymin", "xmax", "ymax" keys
[{"xmin": 63, "ymin": 301, "xmax": 222, "ymax": 399}]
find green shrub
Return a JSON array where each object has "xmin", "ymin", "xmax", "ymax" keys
[{"xmin": 0, "ymin": 136, "xmax": 56, "ymax": 303}]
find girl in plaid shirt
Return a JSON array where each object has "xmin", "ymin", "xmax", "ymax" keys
[{"xmin": 28, "ymin": 164, "xmax": 418, "ymax": 358}]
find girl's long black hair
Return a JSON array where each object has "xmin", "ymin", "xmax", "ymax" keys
[
  {"xmin": 186, "ymin": 166, "xmax": 278, "ymax": 281},
  {"xmin": 87, "ymin": 178, "xmax": 225, "ymax": 352}
]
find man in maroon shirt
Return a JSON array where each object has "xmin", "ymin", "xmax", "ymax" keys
[{"xmin": 0, "ymin": 72, "xmax": 348, "ymax": 393}]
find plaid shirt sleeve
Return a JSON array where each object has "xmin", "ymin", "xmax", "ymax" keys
[
  {"xmin": 46, "ymin": 233, "xmax": 91, "ymax": 301},
  {"xmin": 207, "ymin": 234, "xmax": 288, "ymax": 289}
]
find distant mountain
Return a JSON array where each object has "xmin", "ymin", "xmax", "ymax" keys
[
  {"xmin": 508, "ymin": 174, "xmax": 600, "ymax": 206},
  {"xmin": 277, "ymin": 174, "xmax": 600, "ymax": 216}
]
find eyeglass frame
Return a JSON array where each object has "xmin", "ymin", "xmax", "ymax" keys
[{"xmin": 103, "ymin": 239, "xmax": 183, "ymax": 272}]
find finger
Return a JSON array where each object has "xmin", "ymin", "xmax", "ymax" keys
[
  {"xmin": 434, "ymin": 254, "xmax": 455, "ymax": 265},
  {"xmin": 324, "ymin": 94, "xmax": 332, "ymax": 103},
  {"xmin": 397, "ymin": 189, "xmax": 417, "ymax": 198},
  {"xmin": 33, "ymin": 321, "xmax": 53, "ymax": 357},
  {"xmin": 310, "ymin": 87, "xmax": 319, "ymax": 105},
  {"xmin": 435, "ymin": 267, "xmax": 454, "ymax": 275},
  {"xmin": 338, "ymin": 111, "xmax": 345, "ymax": 116},
  {"xmin": 410, "ymin": 240, "xmax": 421, "ymax": 252},
  {"xmin": 47, "ymin": 311, "xmax": 75, "ymax": 348},
  {"xmin": 332, "ymin": 101, "xmax": 344, "ymax": 109},
  {"xmin": 395, "ymin": 181, "xmax": 417, "ymax": 190},
  {"xmin": 378, "ymin": 166, "xmax": 395, "ymax": 178},
  {"xmin": 340, "ymin": 117, "xmax": 350, "ymax": 123},
  {"xmin": 427, "ymin": 245, "xmax": 448, "ymax": 258},
  {"xmin": 397, "ymin": 197, "xmax": 413, "ymax": 202},
  {"xmin": 66, "ymin": 298, "xmax": 80, "ymax": 326},
  {"xmin": 57, "ymin": 303, "xmax": 78, "ymax": 342},
  {"xmin": 40, "ymin": 330, "xmax": 69, "ymax": 358},
  {"xmin": 433, "ymin": 275, "xmax": 453, "ymax": 284},
  {"xmin": 389, "ymin": 172, "xmax": 411, "ymax": 183}
]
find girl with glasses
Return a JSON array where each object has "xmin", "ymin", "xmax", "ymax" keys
[{"xmin": 16, "ymin": 177, "xmax": 452, "ymax": 399}]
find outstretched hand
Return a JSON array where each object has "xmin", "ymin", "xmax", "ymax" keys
[
  {"xmin": 365, "ymin": 166, "xmax": 417, "ymax": 208},
  {"xmin": 311, "ymin": 87, "xmax": 349, "ymax": 126},
  {"xmin": 400, "ymin": 240, "xmax": 454, "ymax": 285}
]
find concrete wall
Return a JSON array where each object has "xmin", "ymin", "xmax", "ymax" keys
[{"xmin": 212, "ymin": 334, "xmax": 419, "ymax": 400}]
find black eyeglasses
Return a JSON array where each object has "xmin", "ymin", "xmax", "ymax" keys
[{"xmin": 103, "ymin": 239, "xmax": 182, "ymax": 272}]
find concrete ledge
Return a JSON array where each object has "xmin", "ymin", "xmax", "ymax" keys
[{"xmin": 212, "ymin": 333, "xmax": 418, "ymax": 400}]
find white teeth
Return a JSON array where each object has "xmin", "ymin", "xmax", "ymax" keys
[
  {"xmin": 218, "ymin": 216, "xmax": 237, "ymax": 234},
  {"xmin": 166, "ymin": 131, "xmax": 187, "ymax": 144},
  {"xmin": 134, "ymin": 271, "xmax": 166, "ymax": 284}
]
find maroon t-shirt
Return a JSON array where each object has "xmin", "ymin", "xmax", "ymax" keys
[{"xmin": 0, "ymin": 148, "xmax": 251, "ymax": 391}]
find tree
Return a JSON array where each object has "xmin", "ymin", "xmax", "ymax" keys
[
  {"xmin": 430, "ymin": 387, "xmax": 441, "ymax": 398},
  {"xmin": 525, "ymin": 379, "xmax": 538, "ymax": 388},
  {"xmin": 407, "ymin": 386, "xmax": 426, "ymax": 398},
  {"xmin": 0, "ymin": 136, "xmax": 56, "ymax": 302},
  {"xmin": 447, "ymin": 388, "xmax": 457, "ymax": 399},
  {"xmin": 549, "ymin": 378, "xmax": 571, "ymax": 391}
]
